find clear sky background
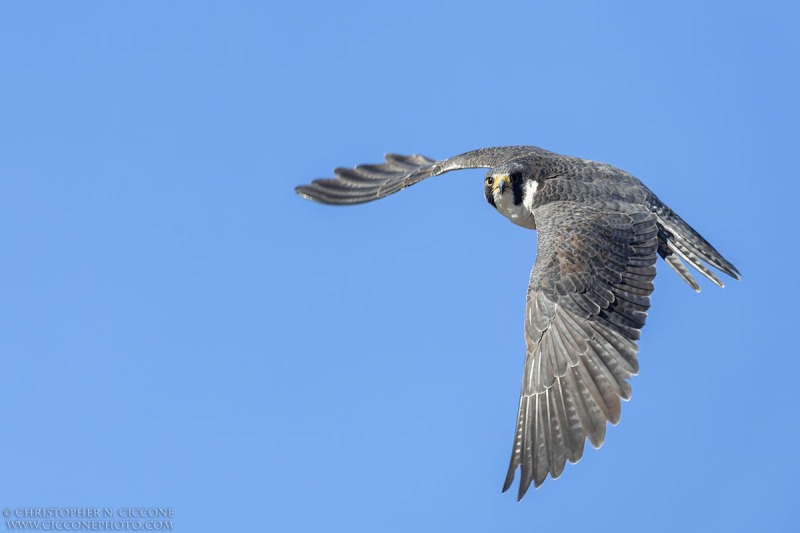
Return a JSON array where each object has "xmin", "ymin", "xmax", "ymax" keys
[{"xmin": 1, "ymin": 1, "xmax": 797, "ymax": 532}]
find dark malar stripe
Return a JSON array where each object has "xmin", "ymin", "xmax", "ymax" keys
[{"xmin": 511, "ymin": 173, "xmax": 525, "ymax": 206}]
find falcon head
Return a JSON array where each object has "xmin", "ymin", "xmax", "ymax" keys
[{"xmin": 484, "ymin": 164, "xmax": 537, "ymax": 229}]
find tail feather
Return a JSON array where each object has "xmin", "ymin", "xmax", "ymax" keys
[
  {"xmin": 663, "ymin": 234, "xmax": 725, "ymax": 288},
  {"xmin": 650, "ymin": 198, "xmax": 740, "ymax": 289},
  {"xmin": 658, "ymin": 234, "xmax": 701, "ymax": 292}
]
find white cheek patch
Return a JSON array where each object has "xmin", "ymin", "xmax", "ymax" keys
[{"xmin": 522, "ymin": 180, "xmax": 538, "ymax": 211}]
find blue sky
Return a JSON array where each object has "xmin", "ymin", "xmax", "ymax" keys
[{"xmin": 1, "ymin": 1, "xmax": 797, "ymax": 531}]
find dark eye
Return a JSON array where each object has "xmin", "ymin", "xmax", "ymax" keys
[{"xmin": 485, "ymin": 177, "xmax": 494, "ymax": 186}]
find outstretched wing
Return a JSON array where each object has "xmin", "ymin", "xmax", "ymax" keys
[
  {"xmin": 295, "ymin": 146, "xmax": 551, "ymax": 205},
  {"xmin": 504, "ymin": 186, "xmax": 659, "ymax": 500}
]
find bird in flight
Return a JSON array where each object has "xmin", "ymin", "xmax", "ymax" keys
[{"xmin": 295, "ymin": 146, "xmax": 740, "ymax": 500}]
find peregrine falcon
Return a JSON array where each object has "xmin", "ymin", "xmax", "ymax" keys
[{"xmin": 295, "ymin": 146, "xmax": 740, "ymax": 500}]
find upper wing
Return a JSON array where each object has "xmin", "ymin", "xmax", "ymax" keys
[
  {"xmin": 295, "ymin": 146, "xmax": 552, "ymax": 205},
  {"xmin": 504, "ymin": 189, "xmax": 659, "ymax": 500}
]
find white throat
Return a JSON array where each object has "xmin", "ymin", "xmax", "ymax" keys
[{"xmin": 493, "ymin": 180, "xmax": 537, "ymax": 229}]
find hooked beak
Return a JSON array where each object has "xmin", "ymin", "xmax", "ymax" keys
[{"xmin": 493, "ymin": 174, "xmax": 510, "ymax": 195}]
